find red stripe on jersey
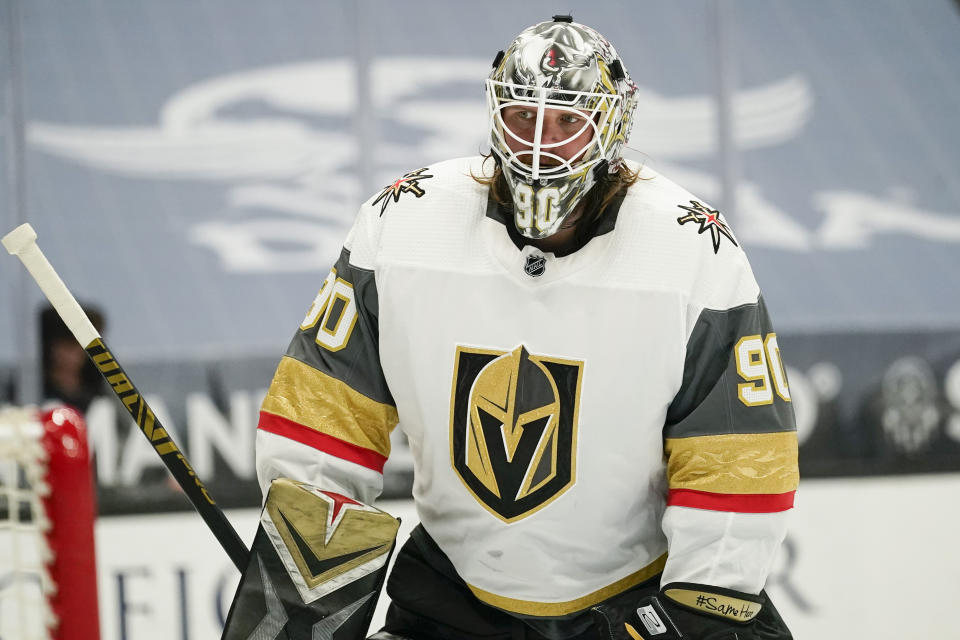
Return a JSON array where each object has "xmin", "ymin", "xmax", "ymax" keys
[
  {"xmin": 667, "ymin": 488, "xmax": 795, "ymax": 513},
  {"xmin": 257, "ymin": 411, "xmax": 387, "ymax": 473}
]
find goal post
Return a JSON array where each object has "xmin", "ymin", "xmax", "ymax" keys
[{"xmin": 0, "ymin": 405, "xmax": 100, "ymax": 640}]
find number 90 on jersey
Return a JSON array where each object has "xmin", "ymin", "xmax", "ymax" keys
[
  {"xmin": 300, "ymin": 268, "xmax": 358, "ymax": 352},
  {"xmin": 514, "ymin": 183, "xmax": 562, "ymax": 234},
  {"xmin": 736, "ymin": 333, "xmax": 791, "ymax": 406}
]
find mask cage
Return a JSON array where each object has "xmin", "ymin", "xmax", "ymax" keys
[{"xmin": 486, "ymin": 80, "xmax": 621, "ymax": 184}]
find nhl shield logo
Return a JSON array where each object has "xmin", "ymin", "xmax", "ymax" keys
[
  {"xmin": 449, "ymin": 345, "xmax": 583, "ymax": 522},
  {"xmin": 523, "ymin": 253, "xmax": 546, "ymax": 277}
]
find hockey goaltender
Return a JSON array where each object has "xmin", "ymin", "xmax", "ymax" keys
[{"xmin": 221, "ymin": 15, "xmax": 798, "ymax": 640}]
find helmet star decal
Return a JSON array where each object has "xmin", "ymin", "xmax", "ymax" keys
[
  {"xmin": 372, "ymin": 167, "xmax": 434, "ymax": 216},
  {"xmin": 677, "ymin": 200, "xmax": 738, "ymax": 253}
]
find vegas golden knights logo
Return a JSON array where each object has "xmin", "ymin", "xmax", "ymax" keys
[{"xmin": 450, "ymin": 345, "xmax": 583, "ymax": 522}]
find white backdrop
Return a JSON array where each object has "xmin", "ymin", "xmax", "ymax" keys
[{"xmin": 94, "ymin": 474, "xmax": 960, "ymax": 639}]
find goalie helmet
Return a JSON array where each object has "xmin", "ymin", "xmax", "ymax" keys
[{"xmin": 486, "ymin": 16, "xmax": 638, "ymax": 239}]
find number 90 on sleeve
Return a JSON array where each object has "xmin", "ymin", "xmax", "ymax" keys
[
  {"xmin": 300, "ymin": 268, "xmax": 359, "ymax": 352},
  {"xmin": 735, "ymin": 333, "xmax": 791, "ymax": 406}
]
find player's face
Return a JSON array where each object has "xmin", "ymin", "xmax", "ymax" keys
[{"xmin": 500, "ymin": 105, "xmax": 594, "ymax": 166}]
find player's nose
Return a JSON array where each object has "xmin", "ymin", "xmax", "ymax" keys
[{"xmin": 541, "ymin": 118, "xmax": 566, "ymax": 143}]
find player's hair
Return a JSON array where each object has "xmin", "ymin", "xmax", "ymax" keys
[{"xmin": 472, "ymin": 153, "xmax": 643, "ymax": 238}]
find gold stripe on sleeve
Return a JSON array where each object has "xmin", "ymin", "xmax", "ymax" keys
[
  {"xmin": 261, "ymin": 356, "xmax": 398, "ymax": 458},
  {"xmin": 664, "ymin": 432, "xmax": 799, "ymax": 495}
]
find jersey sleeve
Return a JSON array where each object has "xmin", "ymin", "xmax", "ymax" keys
[
  {"xmin": 660, "ymin": 293, "xmax": 799, "ymax": 595},
  {"xmin": 255, "ymin": 205, "xmax": 397, "ymax": 506}
]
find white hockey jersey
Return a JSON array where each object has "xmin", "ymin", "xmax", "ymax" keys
[{"xmin": 256, "ymin": 156, "xmax": 798, "ymax": 617}]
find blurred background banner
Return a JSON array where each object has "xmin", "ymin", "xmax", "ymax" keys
[
  {"xmin": 3, "ymin": 2, "xmax": 960, "ymax": 639},
  {"xmin": 2, "ymin": 0, "xmax": 960, "ymax": 508}
]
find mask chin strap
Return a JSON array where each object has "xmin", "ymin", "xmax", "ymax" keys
[{"xmin": 531, "ymin": 87, "xmax": 548, "ymax": 181}]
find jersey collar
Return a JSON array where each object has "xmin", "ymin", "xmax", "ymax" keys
[{"xmin": 484, "ymin": 190, "xmax": 626, "ymax": 258}]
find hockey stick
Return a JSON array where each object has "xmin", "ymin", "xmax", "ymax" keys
[{"xmin": 3, "ymin": 223, "xmax": 249, "ymax": 572}]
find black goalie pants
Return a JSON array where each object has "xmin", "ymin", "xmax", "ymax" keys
[
  {"xmin": 377, "ymin": 525, "xmax": 606, "ymax": 640},
  {"xmin": 376, "ymin": 525, "xmax": 793, "ymax": 640}
]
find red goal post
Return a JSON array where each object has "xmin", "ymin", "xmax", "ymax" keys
[{"xmin": 0, "ymin": 405, "xmax": 100, "ymax": 640}]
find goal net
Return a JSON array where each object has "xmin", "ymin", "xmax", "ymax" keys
[{"xmin": 0, "ymin": 406, "xmax": 99, "ymax": 640}]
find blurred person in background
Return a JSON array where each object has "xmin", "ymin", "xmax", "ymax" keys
[
  {"xmin": 41, "ymin": 303, "xmax": 106, "ymax": 413},
  {"xmin": 254, "ymin": 16, "xmax": 798, "ymax": 640}
]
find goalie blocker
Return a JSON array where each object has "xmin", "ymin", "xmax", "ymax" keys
[{"xmin": 221, "ymin": 479, "xmax": 400, "ymax": 640}]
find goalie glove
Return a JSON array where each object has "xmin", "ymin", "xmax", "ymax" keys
[
  {"xmin": 591, "ymin": 582, "xmax": 792, "ymax": 640},
  {"xmin": 221, "ymin": 478, "xmax": 400, "ymax": 640}
]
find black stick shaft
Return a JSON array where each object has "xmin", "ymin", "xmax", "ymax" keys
[
  {"xmin": 3, "ymin": 223, "xmax": 249, "ymax": 572},
  {"xmin": 86, "ymin": 337, "xmax": 249, "ymax": 571}
]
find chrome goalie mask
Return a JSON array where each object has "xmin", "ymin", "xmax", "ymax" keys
[{"xmin": 486, "ymin": 17, "xmax": 638, "ymax": 239}]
